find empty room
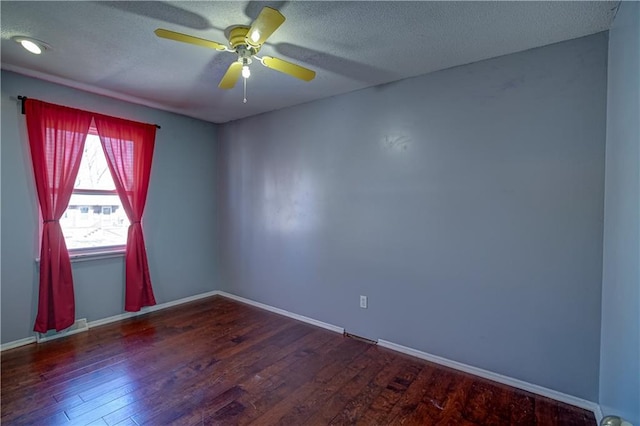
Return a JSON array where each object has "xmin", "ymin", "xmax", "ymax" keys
[{"xmin": 1, "ymin": 1, "xmax": 638, "ymax": 425}]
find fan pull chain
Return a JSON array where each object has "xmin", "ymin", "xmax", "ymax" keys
[{"xmin": 243, "ymin": 77, "xmax": 247, "ymax": 103}]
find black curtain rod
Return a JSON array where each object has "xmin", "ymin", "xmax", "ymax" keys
[{"xmin": 16, "ymin": 96, "xmax": 161, "ymax": 129}]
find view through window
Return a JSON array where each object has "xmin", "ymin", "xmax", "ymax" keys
[{"xmin": 60, "ymin": 133, "xmax": 128, "ymax": 250}]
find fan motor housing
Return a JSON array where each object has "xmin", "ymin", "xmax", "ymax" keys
[{"xmin": 227, "ymin": 25, "xmax": 259, "ymax": 54}]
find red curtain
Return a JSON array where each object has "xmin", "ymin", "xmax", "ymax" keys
[
  {"xmin": 25, "ymin": 100, "xmax": 93, "ymax": 333},
  {"xmin": 94, "ymin": 115, "xmax": 157, "ymax": 312}
]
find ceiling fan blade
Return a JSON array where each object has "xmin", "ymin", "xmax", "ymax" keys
[
  {"xmin": 261, "ymin": 56, "xmax": 316, "ymax": 82},
  {"xmin": 154, "ymin": 28, "xmax": 227, "ymax": 51},
  {"xmin": 246, "ymin": 7, "xmax": 285, "ymax": 47},
  {"xmin": 218, "ymin": 62, "xmax": 243, "ymax": 89}
]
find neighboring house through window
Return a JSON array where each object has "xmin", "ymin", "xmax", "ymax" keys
[{"xmin": 60, "ymin": 131, "xmax": 127, "ymax": 251}]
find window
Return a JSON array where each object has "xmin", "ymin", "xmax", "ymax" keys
[{"xmin": 60, "ymin": 132, "xmax": 128, "ymax": 251}]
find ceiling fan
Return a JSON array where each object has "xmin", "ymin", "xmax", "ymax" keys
[{"xmin": 155, "ymin": 6, "xmax": 315, "ymax": 99}]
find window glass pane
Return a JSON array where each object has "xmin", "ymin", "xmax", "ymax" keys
[
  {"xmin": 61, "ymin": 194, "xmax": 128, "ymax": 250},
  {"xmin": 60, "ymin": 133, "xmax": 128, "ymax": 250},
  {"xmin": 75, "ymin": 134, "xmax": 115, "ymax": 190}
]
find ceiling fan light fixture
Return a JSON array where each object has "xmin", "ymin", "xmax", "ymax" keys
[
  {"xmin": 12, "ymin": 36, "xmax": 50, "ymax": 54},
  {"xmin": 249, "ymin": 30, "xmax": 261, "ymax": 43},
  {"xmin": 242, "ymin": 65, "xmax": 251, "ymax": 79}
]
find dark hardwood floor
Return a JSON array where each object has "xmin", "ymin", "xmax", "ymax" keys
[{"xmin": 1, "ymin": 296, "xmax": 595, "ymax": 425}]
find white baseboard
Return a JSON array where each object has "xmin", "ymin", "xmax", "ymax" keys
[
  {"xmin": 1, "ymin": 290, "xmax": 220, "ymax": 351},
  {"xmin": 1, "ymin": 336, "xmax": 37, "ymax": 351},
  {"xmin": 88, "ymin": 290, "xmax": 219, "ymax": 328},
  {"xmin": 215, "ymin": 291, "xmax": 344, "ymax": 334},
  {"xmin": 377, "ymin": 339, "xmax": 602, "ymax": 421},
  {"xmin": 594, "ymin": 405, "xmax": 604, "ymax": 424}
]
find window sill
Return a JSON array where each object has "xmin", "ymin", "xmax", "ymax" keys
[{"xmin": 36, "ymin": 248, "xmax": 125, "ymax": 263}]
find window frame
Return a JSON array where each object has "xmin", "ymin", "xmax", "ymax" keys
[{"xmin": 61, "ymin": 128, "xmax": 128, "ymax": 256}]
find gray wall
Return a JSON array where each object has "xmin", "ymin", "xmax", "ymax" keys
[
  {"xmin": 600, "ymin": 1, "xmax": 640, "ymax": 423},
  {"xmin": 217, "ymin": 33, "xmax": 608, "ymax": 401},
  {"xmin": 1, "ymin": 71, "xmax": 219, "ymax": 344}
]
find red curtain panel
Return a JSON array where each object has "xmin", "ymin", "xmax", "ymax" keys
[
  {"xmin": 94, "ymin": 115, "xmax": 157, "ymax": 312},
  {"xmin": 25, "ymin": 100, "xmax": 92, "ymax": 333}
]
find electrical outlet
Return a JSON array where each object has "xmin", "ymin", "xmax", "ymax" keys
[{"xmin": 360, "ymin": 295, "xmax": 368, "ymax": 309}]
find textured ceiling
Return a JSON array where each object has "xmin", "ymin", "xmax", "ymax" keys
[{"xmin": 1, "ymin": 1, "xmax": 616, "ymax": 124}]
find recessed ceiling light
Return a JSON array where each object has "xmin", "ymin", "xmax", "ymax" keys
[{"xmin": 12, "ymin": 36, "xmax": 51, "ymax": 55}]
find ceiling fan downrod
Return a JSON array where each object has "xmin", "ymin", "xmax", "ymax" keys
[
  {"xmin": 243, "ymin": 76, "xmax": 248, "ymax": 104},
  {"xmin": 240, "ymin": 56, "xmax": 250, "ymax": 104}
]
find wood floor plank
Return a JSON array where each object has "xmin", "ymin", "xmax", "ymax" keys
[
  {"xmin": 85, "ymin": 418, "xmax": 108, "ymax": 426},
  {"xmin": 133, "ymin": 320, "xmax": 317, "ymax": 425},
  {"xmin": 1, "ymin": 296, "xmax": 597, "ymax": 426},
  {"xmin": 238, "ymin": 335, "xmax": 368, "ymax": 425},
  {"xmin": 99, "ymin": 361, "xmax": 205, "ymax": 425},
  {"xmin": 111, "ymin": 418, "xmax": 137, "ymax": 426},
  {"xmin": 103, "ymin": 321, "xmax": 314, "ymax": 425},
  {"xmin": 31, "ymin": 410, "xmax": 71, "ymax": 426},
  {"xmin": 509, "ymin": 388, "xmax": 536, "ymax": 425},
  {"xmin": 248, "ymin": 343, "xmax": 377, "ymax": 425},
  {"xmin": 205, "ymin": 400, "xmax": 246, "ymax": 425},
  {"xmin": 558, "ymin": 404, "xmax": 595, "ymax": 426},
  {"xmin": 327, "ymin": 354, "xmax": 413, "ymax": 425},
  {"xmin": 2, "ymin": 394, "xmax": 83, "ymax": 426},
  {"xmin": 138, "ymin": 385, "xmax": 245, "ymax": 425},
  {"xmin": 416, "ymin": 367, "xmax": 458, "ymax": 422},
  {"xmin": 535, "ymin": 396, "xmax": 560, "ymax": 426},
  {"xmin": 100, "ymin": 320, "xmax": 293, "ymax": 424},
  {"xmin": 384, "ymin": 364, "xmax": 437, "ymax": 424},
  {"xmin": 461, "ymin": 379, "xmax": 508, "ymax": 424},
  {"xmin": 432, "ymin": 375, "xmax": 475, "ymax": 425},
  {"xmin": 205, "ymin": 328, "xmax": 339, "ymax": 425},
  {"xmin": 354, "ymin": 359, "xmax": 424, "ymax": 425},
  {"xmin": 6, "ymin": 312, "xmax": 245, "ymax": 422},
  {"xmin": 301, "ymin": 346, "xmax": 396, "ymax": 425}
]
